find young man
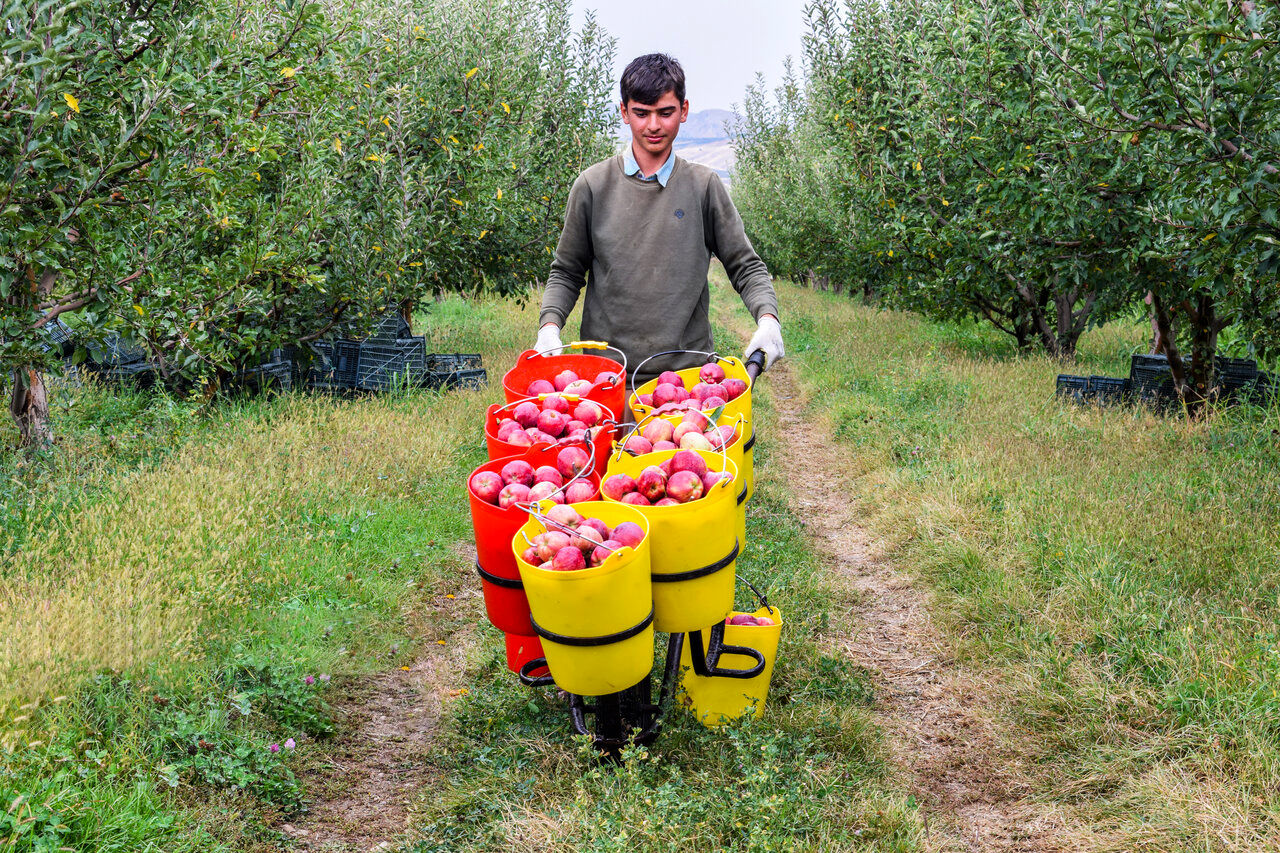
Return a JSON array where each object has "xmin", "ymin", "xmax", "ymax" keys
[{"xmin": 535, "ymin": 53, "xmax": 783, "ymax": 385}]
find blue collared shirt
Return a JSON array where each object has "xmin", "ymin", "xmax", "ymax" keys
[{"xmin": 623, "ymin": 143, "xmax": 675, "ymax": 187}]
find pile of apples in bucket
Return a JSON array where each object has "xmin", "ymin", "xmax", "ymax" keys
[
  {"xmin": 469, "ymin": 447, "xmax": 598, "ymax": 508},
  {"xmin": 518, "ymin": 505, "xmax": 644, "ymax": 572},
  {"xmin": 634, "ymin": 362, "xmax": 748, "ymax": 410}
]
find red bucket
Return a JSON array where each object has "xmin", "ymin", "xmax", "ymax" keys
[
  {"xmin": 504, "ymin": 632, "xmax": 547, "ymax": 676},
  {"xmin": 467, "ymin": 442, "xmax": 603, "ymax": 635},
  {"xmin": 502, "ymin": 344, "xmax": 627, "ymax": 423},
  {"xmin": 484, "ymin": 398, "xmax": 617, "ymax": 473}
]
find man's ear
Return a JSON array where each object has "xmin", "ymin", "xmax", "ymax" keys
[{"xmin": 680, "ymin": 99, "xmax": 690, "ymax": 122}]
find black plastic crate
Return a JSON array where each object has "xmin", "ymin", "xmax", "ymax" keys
[
  {"xmin": 357, "ymin": 341, "xmax": 427, "ymax": 391},
  {"xmin": 445, "ymin": 367, "xmax": 487, "ymax": 390},
  {"xmin": 1249, "ymin": 372, "xmax": 1278, "ymax": 406},
  {"xmin": 395, "ymin": 336, "xmax": 427, "ymax": 375},
  {"xmin": 330, "ymin": 340, "xmax": 362, "ymax": 388},
  {"xmin": 87, "ymin": 333, "xmax": 148, "ymax": 368},
  {"xmin": 235, "ymin": 361, "xmax": 292, "ymax": 393},
  {"xmin": 40, "ymin": 318, "xmax": 76, "ymax": 357},
  {"xmin": 427, "ymin": 353, "xmax": 483, "ymax": 373},
  {"xmin": 1214, "ymin": 356, "xmax": 1258, "ymax": 381},
  {"xmin": 364, "ymin": 310, "xmax": 412, "ymax": 344},
  {"xmin": 1055, "ymin": 374, "xmax": 1089, "ymax": 403},
  {"xmin": 1086, "ymin": 375, "xmax": 1129, "ymax": 404},
  {"xmin": 101, "ymin": 361, "xmax": 156, "ymax": 388}
]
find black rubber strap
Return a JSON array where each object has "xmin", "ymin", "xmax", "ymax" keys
[
  {"xmin": 743, "ymin": 429, "xmax": 756, "ymax": 452},
  {"xmin": 737, "ymin": 484, "xmax": 747, "ymax": 506},
  {"xmin": 475, "ymin": 561, "xmax": 524, "ymax": 590},
  {"xmin": 530, "ymin": 607, "xmax": 654, "ymax": 647},
  {"xmin": 517, "ymin": 658, "xmax": 555, "ymax": 687},
  {"xmin": 652, "ymin": 540, "xmax": 739, "ymax": 583}
]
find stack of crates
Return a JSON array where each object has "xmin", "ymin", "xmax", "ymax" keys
[{"xmin": 426, "ymin": 353, "xmax": 486, "ymax": 390}]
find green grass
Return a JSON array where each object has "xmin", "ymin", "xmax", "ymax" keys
[
  {"xmin": 0, "ymin": 288, "xmax": 921, "ymax": 851},
  {"xmin": 778, "ymin": 281, "xmax": 1280, "ymax": 850}
]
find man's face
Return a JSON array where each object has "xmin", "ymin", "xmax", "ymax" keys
[{"xmin": 620, "ymin": 90, "xmax": 689, "ymax": 161}]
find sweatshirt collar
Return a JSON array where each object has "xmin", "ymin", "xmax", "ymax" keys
[{"xmin": 623, "ymin": 144, "xmax": 675, "ymax": 187}]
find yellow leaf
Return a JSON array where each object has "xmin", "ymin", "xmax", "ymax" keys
[
  {"xmin": 496, "ymin": 188, "xmax": 503, "ymax": 200},
  {"xmin": 133, "ymin": 305, "xmax": 144, "ymax": 316},
  {"xmin": 479, "ymin": 230, "xmax": 488, "ymax": 238},
  {"xmin": 448, "ymin": 135, "xmax": 459, "ymax": 145},
  {"xmin": 280, "ymin": 67, "xmax": 296, "ymax": 78},
  {"xmin": 941, "ymin": 198, "xmax": 949, "ymax": 206},
  {"xmin": 913, "ymin": 161, "xmax": 922, "ymax": 171},
  {"xmin": 252, "ymin": 171, "xmax": 261, "ymax": 181},
  {"xmin": 465, "ymin": 67, "xmax": 479, "ymax": 79},
  {"xmin": 381, "ymin": 116, "xmax": 391, "ymax": 128},
  {"xmin": 450, "ymin": 197, "xmax": 463, "ymax": 206},
  {"xmin": 502, "ymin": 102, "xmax": 511, "ymax": 114},
  {"xmin": 63, "ymin": 93, "xmax": 80, "ymax": 113},
  {"xmin": 372, "ymin": 245, "xmax": 382, "ymax": 252},
  {"xmin": 367, "ymin": 154, "xmax": 381, "ymax": 162},
  {"xmin": 1202, "ymin": 232, "xmax": 1216, "ymax": 242},
  {"xmin": 888, "ymin": 250, "xmax": 894, "ymax": 257},
  {"xmin": 333, "ymin": 137, "xmax": 342, "ymax": 153}
]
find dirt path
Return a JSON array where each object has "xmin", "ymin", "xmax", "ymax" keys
[
  {"xmin": 758, "ymin": 359, "xmax": 1072, "ymax": 851},
  {"xmin": 278, "ymin": 592, "xmax": 478, "ymax": 852}
]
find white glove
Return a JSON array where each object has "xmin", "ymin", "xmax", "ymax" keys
[
  {"xmin": 535, "ymin": 323, "xmax": 563, "ymax": 357},
  {"xmin": 745, "ymin": 314, "xmax": 784, "ymax": 368}
]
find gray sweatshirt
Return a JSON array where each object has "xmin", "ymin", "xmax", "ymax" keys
[{"xmin": 540, "ymin": 154, "xmax": 779, "ymax": 384}]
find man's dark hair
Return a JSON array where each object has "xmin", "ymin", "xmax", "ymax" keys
[{"xmin": 620, "ymin": 53, "xmax": 685, "ymax": 105}]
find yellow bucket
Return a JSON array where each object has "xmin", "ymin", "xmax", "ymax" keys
[
  {"xmin": 628, "ymin": 356, "xmax": 755, "ymax": 501},
  {"xmin": 678, "ymin": 604, "xmax": 783, "ymax": 726},
  {"xmin": 513, "ymin": 501, "xmax": 654, "ymax": 696},
  {"xmin": 602, "ymin": 448, "xmax": 738, "ymax": 633}
]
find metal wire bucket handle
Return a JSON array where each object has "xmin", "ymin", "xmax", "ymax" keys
[
  {"xmin": 630, "ymin": 348, "xmax": 740, "ymax": 386},
  {"xmin": 735, "ymin": 573, "xmax": 771, "ymax": 611},
  {"xmin": 528, "ymin": 340, "xmax": 628, "ymax": 380}
]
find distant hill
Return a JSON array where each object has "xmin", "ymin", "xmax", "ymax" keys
[{"xmin": 616, "ymin": 108, "xmax": 739, "ymax": 184}]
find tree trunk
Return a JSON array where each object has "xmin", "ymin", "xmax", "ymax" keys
[
  {"xmin": 1150, "ymin": 290, "xmax": 1222, "ymax": 418},
  {"xmin": 9, "ymin": 366, "xmax": 53, "ymax": 446}
]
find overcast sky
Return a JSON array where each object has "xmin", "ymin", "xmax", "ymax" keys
[{"xmin": 571, "ymin": 0, "xmax": 811, "ymax": 114}]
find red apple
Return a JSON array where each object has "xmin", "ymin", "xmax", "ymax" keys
[
  {"xmin": 563, "ymin": 478, "xmax": 597, "ymax": 504},
  {"xmin": 653, "ymin": 440, "xmax": 677, "ymax": 452},
  {"xmin": 594, "ymin": 371, "xmax": 620, "ymax": 386},
  {"xmin": 641, "ymin": 419, "xmax": 674, "ymax": 444},
  {"xmin": 552, "ymin": 545, "xmax": 586, "ymax": 572},
  {"xmin": 498, "ymin": 483, "xmax": 530, "ymax": 508},
  {"xmin": 580, "ymin": 517, "xmax": 611, "ymax": 540},
  {"xmin": 556, "ymin": 446, "xmax": 589, "ymax": 479},
  {"xmin": 722, "ymin": 378, "xmax": 747, "ymax": 400},
  {"xmin": 564, "ymin": 379, "xmax": 594, "ymax": 396},
  {"xmin": 546, "ymin": 504, "xmax": 583, "ymax": 529},
  {"xmin": 654, "ymin": 497, "xmax": 680, "ymax": 506},
  {"xmin": 669, "ymin": 449, "xmax": 708, "ymax": 479},
  {"xmin": 701, "ymin": 396, "xmax": 727, "ymax": 410},
  {"xmin": 727, "ymin": 613, "xmax": 758, "ymax": 626},
  {"xmin": 666, "ymin": 470, "xmax": 704, "ymax": 503},
  {"xmin": 591, "ymin": 539, "xmax": 623, "ymax": 567},
  {"xmin": 699, "ymin": 362, "xmax": 726, "ymax": 384},
  {"xmin": 702, "ymin": 471, "xmax": 733, "ymax": 492},
  {"xmin": 621, "ymin": 492, "xmax": 651, "ymax": 506},
  {"xmin": 536, "ymin": 530, "xmax": 571, "ymax": 561},
  {"xmin": 500, "ymin": 460, "xmax": 535, "ymax": 487},
  {"xmin": 527, "ymin": 379, "xmax": 555, "ymax": 395},
  {"xmin": 513, "ymin": 401, "xmax": 541, "ymax": 428},
  {"xmin": 571, "ymin": 525, "xmax": 603, "ymax": 553},
  {"xmin": 541, "ymin": 394, "xmax": 571, "ymax": 414},
  {"xmin": 679, "ymin": 431, "xmax": 713, "ymax": 452},
  {"xmin": 612, "ymin": 521, "xmax": 644, "ymax": 548},
  {"xmin": 636, "ymin": 466, "xmax": 667, "ymax": 501},
  {"xmin": 672, "ymin": 422, "xmax": 702, "ymax": 445},
  {"xmin": 574, "ymin": 401, "xmax": 602, "ymax": 426},
  {"xmin": 505, "ymin": 429, "xmax": 533, "ymax": 447},
  {"xmin": 496, "ymin": 419, "xmax": 522, "ymax": 442},
  {"xmin": 534, "ymin": 465, "xmax": 564, "ymax": 487},
  {"xmin": 553, "ymin": 369, "xmax": 579, "ymax": 392},
  {"xmin": 637, "ymin": 393, "xmax": 653, "ymax": 406},
  {"xmin": 521, "ymin": 546, "xmax": 539, "ymax": 565},
  {"xmin": 528, "ymin": 481, "xmax": 564, "ymax": 504},
  {"xmin": 469, "ymin": 470, "xmax": 503, "ymax": 504},
  {"xmin": 657, "ymin": 370, "xmax": 685, "ymax": 388},
  {"xmin": 623, "ymin": 435, "xmax": 653, "ymax": 455},
  {"xmin": 602, "ymin": 473, "xmax": 637, "ymax": 501},
  {"xmin": 537, "ymin": 410, "xmax": 566, "ymax": 437}
]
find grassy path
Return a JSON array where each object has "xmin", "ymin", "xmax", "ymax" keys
[{"xmin": 716, "ymin": 275, "xmax": 1064, "ymax": 851}]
